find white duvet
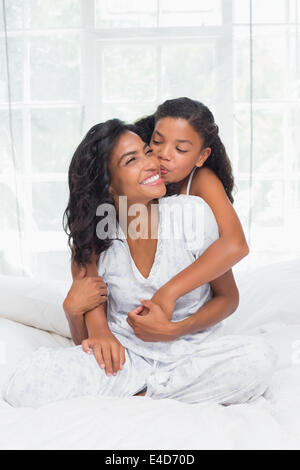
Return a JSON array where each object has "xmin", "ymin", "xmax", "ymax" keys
[{"xmin": 0, "ymin": 258, "xmax": 299, "ymax": 450}]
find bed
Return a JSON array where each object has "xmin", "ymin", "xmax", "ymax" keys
[{"xmin": 0, "ymin": 258, "xmax": 299, "ymax": 450}]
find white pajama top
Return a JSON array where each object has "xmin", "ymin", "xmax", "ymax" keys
[{"xmin": 98, "ymin": 194, "xmax": 223, "ymax": 363}]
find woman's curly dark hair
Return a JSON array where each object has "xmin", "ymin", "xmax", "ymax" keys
[
  {"xmin": 134, "ymin": 97, "xmax": 235, "ymax": 203},
  {"xmin": 63, "ymin": 119, "xmax": 134, "ymax": 266}
]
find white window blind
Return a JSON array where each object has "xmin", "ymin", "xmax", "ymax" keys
[{"xmin": 0, "ymin": 0, "xmax": 299, "ymax": 280}]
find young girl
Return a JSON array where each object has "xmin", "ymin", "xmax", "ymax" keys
[
  {"xmin": 133, "ymin": 97, "xmax": 249, "ymax": 302},
  {"xmin": 4, "ymin": 121, "xmax": 276, "ymax": 407}
]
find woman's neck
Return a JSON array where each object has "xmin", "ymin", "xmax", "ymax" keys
[{"xmin": 115, "ymin": 196, "xmax": 159, "ymax": 240}]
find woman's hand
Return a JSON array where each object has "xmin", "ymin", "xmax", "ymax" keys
[
  {"xmin": 63, "ymin": 276, "xmax": 108, "ymax": 318},
  {"xmin": 126, "ymin": 299, "xmax": 177, "ymax": 342},
  {"xmin": 82, "ymin": 328, "xmax": 126, "ymax": 376}
]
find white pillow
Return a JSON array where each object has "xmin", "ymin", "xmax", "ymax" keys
[
  {"xmin": 0, "ymin": 275, "xmax": 71, "ymax": 338},
  {"xmin": 224, "ymin": 258, "xmax": 300, "ymax": 334},
  {"xmin": 0, "ymin": 318, "xmax": 72, "ymax": 396},
  {"xmin": 0, "ymin": 258, "xmax": 299, "ymax": 340}
]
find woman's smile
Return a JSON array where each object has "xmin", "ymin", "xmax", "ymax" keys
[{"xmin": 141, "ymin": 172, "xmax": 163, "ymax": 186}]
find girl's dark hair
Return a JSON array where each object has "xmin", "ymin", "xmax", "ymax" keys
[
  {"xmin": 134, "ymin": 97, "xmax": 235, "ymax": 203},
  {"xmin": 63, "ymin": 119, "xmax": 133, "ymax": 266}
]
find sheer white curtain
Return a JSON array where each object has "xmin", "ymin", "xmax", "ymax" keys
[{"xmin": 0, "ymin": 0, "xmax": 299, "ymax": 280}]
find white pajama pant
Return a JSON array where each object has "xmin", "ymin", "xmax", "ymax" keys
[{"xmin": 3, "ymin": 334, "xmax": 278, "ymax": 408}]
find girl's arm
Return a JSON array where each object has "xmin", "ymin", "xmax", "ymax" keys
[
  {"xmin": 157, "ymin": 167, "xmax": 249, "ymax": 302},
  {"xmin": 127, "ymin": 270, "xmax": 239, "ymax": 341},
  {"xmin": 171, "ymin": 269, "xmax": 239, "ymax": 337}
]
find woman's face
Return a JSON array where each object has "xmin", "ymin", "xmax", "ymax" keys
[
  {"xmin": 109, "ymin": 130, "xmax": 166, "ymax": 204},
  {"xmin": 150, "ymin": 117, "xmax": 211, "ymax": 184}
]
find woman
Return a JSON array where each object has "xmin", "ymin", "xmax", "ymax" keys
[
  {"xmin": 4, "ymin": 120, "xmax": 277, "ymax": 407},
  {"xmin": 74, "ymin": 97, "xmax": 251, "ymax": 376}
]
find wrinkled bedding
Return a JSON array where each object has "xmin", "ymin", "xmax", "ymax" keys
[{"xmin": 0, "ymin": 259, "xmax": 299, "ymax": 450}]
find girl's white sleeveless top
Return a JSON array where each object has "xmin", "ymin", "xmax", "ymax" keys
[{"xmin": 98, "ymin": 194, "xmax": 223, "ymax": 363}]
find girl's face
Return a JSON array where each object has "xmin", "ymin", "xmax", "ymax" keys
[
  {"xmin": 109, "ymin": 131, "xmax": 166, "ymax": 205},
  {"xmin": 150, "ymin": 117, "xmax": 211, "ymax": 184}
]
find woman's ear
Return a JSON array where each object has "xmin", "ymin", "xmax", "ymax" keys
[{"xmin": 195, "ymin": 147, "xmax": 211, "ymax": 168}]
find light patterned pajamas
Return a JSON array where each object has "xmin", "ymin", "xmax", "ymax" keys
[{"xmin": 4, "ymin": 195, "xmax": 278, "ymax": 408}]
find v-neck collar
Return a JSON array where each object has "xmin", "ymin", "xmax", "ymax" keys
[{"xmin": 117, "ymin": 200, "xmax": 162, "ymax": 282}]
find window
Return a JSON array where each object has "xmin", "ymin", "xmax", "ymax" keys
[{"xmin": 1, "ymin": 0, "xmax": 299, "ymax": 279}]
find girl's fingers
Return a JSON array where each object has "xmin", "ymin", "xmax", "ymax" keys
[
  {"xmin": 120, "ymin": 347, "xmax": 126, "ymax": 370},
  {"xmin": 82, "ymin": 339, "xmax": 92, "ymax": 354},
  {"xmin": 127, "ymin": 317, "xmax": 133, "ymax": 328},
  {"xmin": 83, "ymin": 339, "xmax": 125, "ymax": 375},
  {"xmin": 140, "ymin": 299, "xmax": 153, "ymax": 309},
  {"xmin": 135, "ymin": 306, "xmax": 144, "ymax": 315},
  {"xmin": 111, "ymin": 346, "xmax": 121, "ymax": 375},
  {"xmin": 128, "ymin": 306, "xmax": 143, "ymax": 316},
  {"xmin": 93, "ymin": 345, "xmax": 105, "ymax": 369},
  {"xmin": 102, "ymin": 346, "xmax": 113, "ymax": 376}
]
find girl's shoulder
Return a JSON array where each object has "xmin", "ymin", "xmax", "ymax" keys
[
  {"xmin": 194, "ymin": 166, "xmax": 217, "ymax": 181},
  {"xmin": 190, "ymin": 166, "xmax": 224, "ymax": 198}
]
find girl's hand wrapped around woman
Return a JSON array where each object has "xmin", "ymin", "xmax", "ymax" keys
[
  {"xmin": 81, "ymin": 328, "xmax": 126, "ymax": 376},
  {"xmin": 127, "ymin": 299, "xmax": 177, "ymax": 342}
]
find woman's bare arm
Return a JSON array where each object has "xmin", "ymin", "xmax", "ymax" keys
[
  {"xmin": 63, "ymin": 263, "xmax": 88, "ymax": 345},
  {"xmin": 66, "ymin": 256, "xmax": 125, "ymax": 375},
  {"xmin": 63, "ymin": 253, "xmax": 108, "ymax": 344}
]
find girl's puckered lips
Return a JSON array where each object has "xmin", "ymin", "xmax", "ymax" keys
[{"xmin": 160, "ymin": 166, "xmax": 169, "ymax": 175}]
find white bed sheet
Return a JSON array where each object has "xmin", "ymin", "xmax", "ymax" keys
[{"xmin": 0, "ymin": 259, "xmax": 299, "ymax": 450}]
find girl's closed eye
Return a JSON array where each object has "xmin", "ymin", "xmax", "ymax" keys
[
  {"xmin": 152, "ymin": 140, "xmax": 162, "ymax": 145},
  {"xmin": 176, "ymin": 148, "xmax": 188, "ymax": 153}
]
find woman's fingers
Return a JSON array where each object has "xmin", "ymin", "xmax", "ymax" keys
[
  {"xmin": 97, "ymin": 284, "xmax": 108, "ymax": 304},
  {"xmin": 99, "ymin": 295, "xmax": 107, "ymax": 305},
  {"xmin": 98, "ymin": 288, "xmax": 108, "ymax": 298},
  {"xmin": 92, "ymin": 276, "xmax": 105, "ymax": 283}
]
